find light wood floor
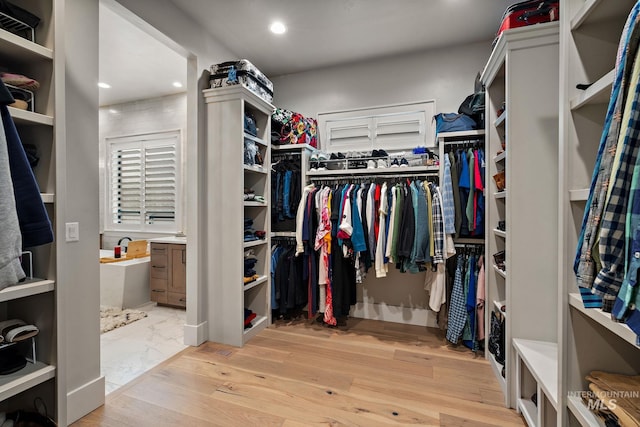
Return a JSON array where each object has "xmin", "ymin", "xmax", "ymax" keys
[{"xmin": 73, "ymin": 318, "xmax": 525, "ymax": 426}]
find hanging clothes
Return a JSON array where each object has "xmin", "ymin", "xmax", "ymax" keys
[{"xmin": 575, "ymin": 3, "xmax": 640, "ymax": 311}]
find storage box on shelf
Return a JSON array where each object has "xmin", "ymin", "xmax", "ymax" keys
[
  {"xmin": 560, "ymin": 1, "xmax": 640, "ymax": 426},
  {"xmin": 0, "ymin": 0, "xmax": 60, "ymax": 420},
  {"xmin": 481, "ymin": 22, "xmax": 560, "ymax": 420},
  {"xmin": 204, "ymin": 85, "xmax": 273, "ymax": 347}
]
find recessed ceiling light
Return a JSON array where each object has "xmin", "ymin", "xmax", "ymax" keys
[
  {"xmin": 98, "ymin": 82, "xmax": 111, "ymax": 89},
  {"xmin": 270, "ymin": 21, "xmax": 286, "ymax": 35},
  {"xmin": 172, "ymin": 81, "xmax": 183, "ymax": 88}
]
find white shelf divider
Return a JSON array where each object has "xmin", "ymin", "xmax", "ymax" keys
[
  {"xmin": 243, "ymin": 315, "xmax": 268, "ymax": 343},
  {"xmin": 489, "ymin": 353, "xmax": 507, "ymax": 396}
]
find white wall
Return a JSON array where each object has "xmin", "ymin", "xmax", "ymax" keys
[
  {"xmin": 271, "ymin": 42, "xmax": 491, "ymax": 326},
  {"xmin": 99, "ymin": 92, "xmax": 187, "ymax": 247},
  {"xmin": 58, "ymin": 0, "xmax": 102, "ymax": 423},
  {"xmin": 109, "ymin": 0, "xmax": 239, "ymax": 347},
  {"xmin": 272, "ymin": 41, "xmax": 491, "ymax": 120}
]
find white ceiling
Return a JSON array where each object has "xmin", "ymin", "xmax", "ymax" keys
[
  {"xmin": 99, "ymin": 2, "xmax": 187, "ymax": 106},
  {"xmin": 99, "ymin": 0, "xmax": 514, "ymax": 106}
]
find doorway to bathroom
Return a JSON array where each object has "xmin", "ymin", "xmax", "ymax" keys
[{"xmin": 97, "ymin": 0, "xmax": 190, "ymax": 395}]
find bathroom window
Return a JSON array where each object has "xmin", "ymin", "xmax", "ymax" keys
[{"xmin": 105, "ymin": 130, "xmax": 181, "ymax": 232}]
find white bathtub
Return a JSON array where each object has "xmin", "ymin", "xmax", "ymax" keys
[{"xmin": 99, "ymin": 250, "xmax": 151, "ymax": 309}]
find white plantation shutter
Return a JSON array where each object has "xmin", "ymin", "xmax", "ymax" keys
[
  {"xmin": 317, "ymin": 101, "xmax": 436, "ymax": 152},
  {"xmin": 107, "ymin": 130, "xmax": 181, "ymax": 232},
  {"xmin": 144, "ymin": 144, "xmax": 176, "ymax": 224}
]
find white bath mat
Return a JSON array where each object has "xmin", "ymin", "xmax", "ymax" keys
[{"xmin": 100, "ymin": 306, "xmax": 148, "ymax": 334}]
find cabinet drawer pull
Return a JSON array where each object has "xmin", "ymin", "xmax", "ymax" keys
[
  {"xmin": 179, "ymin": 298, "xmax": 186, "ymax": 302},
  {"xmin": 151, "ymin": 289, "xmax": 165, "ymax": 293},
  {"xmin": 152, "ymin": 248, "xmax": 166, "ymax": 253},
  {"xmin": 152, "ymin": 265, "xmax": 165, "ymax": 269}
]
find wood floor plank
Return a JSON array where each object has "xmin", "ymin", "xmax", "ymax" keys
[
  {"xmin": 351, "ymin": 377, "xmax": 525, "ymax": 426},
  {"xmin": 168, "ymin": 348, "xmax": 441, "ymax": 425},
  {"xmin": 73, "ymin": 318, "xmax": 525, "ymax": 426}
]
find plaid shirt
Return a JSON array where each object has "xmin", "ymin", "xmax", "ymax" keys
[
  {"xmin": 446, "ymin": 254, "xmax": 467, "ymax": 344},
  {"xmin": 442, "ymin": 155, "xmax": 456, "ymax": 234},
  {"xmin": 575, "ymin": 4, "xmax": 640, "ymax": 304},
  {"xmin": 431, "ymin": 183, "xmax": 445, "ymax": 264},
  {"xmin": 592, "ymin": 24, "xmax": 640, "ymax": 312}
]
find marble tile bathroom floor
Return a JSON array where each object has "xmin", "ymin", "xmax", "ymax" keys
[{"xmin": 100, "ymin": 302, "xmax": 187, "ymax": 395}]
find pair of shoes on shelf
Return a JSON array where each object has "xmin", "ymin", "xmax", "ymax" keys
[
  {"xmin": 244, "ymin": 188, "xmax": 255, "ymax": 201},
  {"xmin": 389, "ymin": 158, "xmax": 409, "ymax": 168},
  {"xmin": 310, "ymin": 151, "xmax": 329, "ymax": 171},
  {"xmin": 328, "ymin": 152, "xmax": 346, "ymax": 170}
]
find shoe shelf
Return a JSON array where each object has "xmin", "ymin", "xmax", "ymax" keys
[
  {"xmin": 7, "ymin": 107, "xmax": 53, "ymax": 126},
  {"xmin": 244, "ymin": 201, "xmax": 267, "ymax": 207},
  {"xmin": 493, "ymin": 151, "xmax": 506, "ymax": 163},
  {"xmin": 493, "ymin": 265, "xmax": 506, "ymax": 279},
  {"xmin": 0, "ymin": 362, "xmax": 55, "ymax": 403},
  {"xmin": 494, "ymin": 190, "xmax": 507, "ymax": 199},
  {"xmin": 307, "ymin": 165, "xmax": 439, "ymax": 176},
  {"xmin": 0, "ymin": 279, "xmax": 54, "ymax": 303},
  {"xmin": 0, "ymin": 27, "xmax": 52, "ymax": 61},
  {"xmin": 493, "ymin": 229, "xmax": 506, "ymax": 239},
  {"xmin": 494, "ymin": 111, "xmax": 507, "ymax": 128}
]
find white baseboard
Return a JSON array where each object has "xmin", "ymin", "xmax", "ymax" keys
[
  {"xmin": 350, "ymin": 302, "xmax": 438, "ymax": 328},
  {"xmin": 184, "ymin": 320, "xmax": 207, "ymax": 346},
  {"xmin": 67, "ymin": 376, "xmax": 105, "ymax": 424}
]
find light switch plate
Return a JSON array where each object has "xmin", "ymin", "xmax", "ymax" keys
[{"xmin": 65, "ymin": 222, "xmax": 79, "ymax": 242}]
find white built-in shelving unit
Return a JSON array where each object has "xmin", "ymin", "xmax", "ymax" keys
[
  {"xmin": 560, "ymin": 1, "xmax": 640, "ymax": 426},
  {"xmin": 204, "ymin": 85, "xmax": 273, "ymax": 347},
  {"xmin": 481, "ymin": 23, "xmax": 560, "ymax": 423},
  {"xmin": 0, "ymin": 1, "xmax": 63, "ymax": 421}
]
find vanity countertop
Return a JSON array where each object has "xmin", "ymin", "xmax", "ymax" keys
[{"xmin": 147, "ymin": 236, "xmax": 187, "ymax": 245}]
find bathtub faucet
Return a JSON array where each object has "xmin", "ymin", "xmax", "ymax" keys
[{"xmin": 117, "ymin": 237, "xmax": 133, "ymax": 252}]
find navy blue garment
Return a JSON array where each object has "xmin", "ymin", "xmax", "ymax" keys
[{"xmin": 1, "ymin": 80, "xmax": 53, "ymax": 248}]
